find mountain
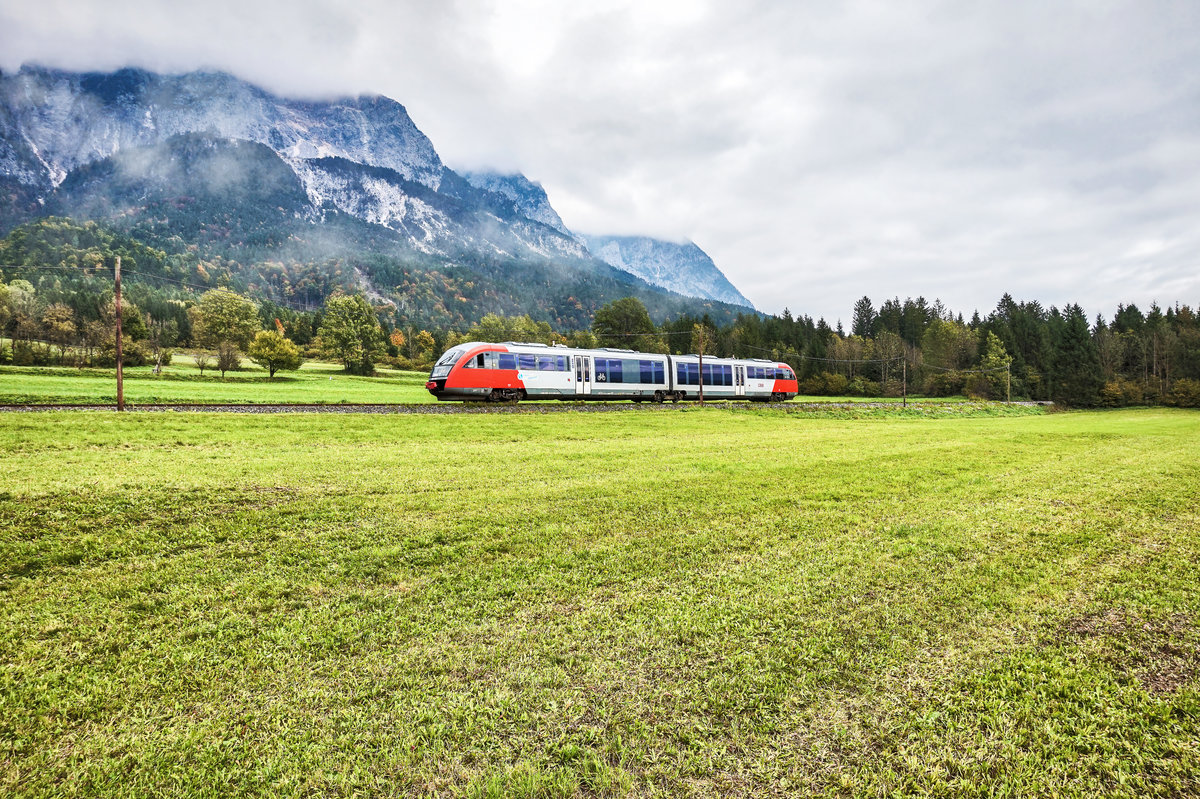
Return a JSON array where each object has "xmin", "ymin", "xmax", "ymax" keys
[
  {"xmin": 579, "ymin": 234, "xmax": 754, "ymax": 308},
  {"xmin": 0, "ymin": 64, "xmax": 755, "ymax": 328},
  {"xmin": 460, "ymin": 171, "xmax": 572, "ymax": 236}
]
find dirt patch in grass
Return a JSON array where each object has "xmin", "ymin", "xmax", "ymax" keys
[{"xmin": 1061, "ymin": 609, "xmax": 1199, "ymax": 695}]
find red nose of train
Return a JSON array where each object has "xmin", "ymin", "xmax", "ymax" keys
[{"xmin": 425, "ymin": 380, "xmax": 437, "ymax": 390}]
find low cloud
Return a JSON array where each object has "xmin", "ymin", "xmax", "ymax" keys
[{"xmin": 2, "ymin": 0, "xmax": 1198, "ymax": 322}]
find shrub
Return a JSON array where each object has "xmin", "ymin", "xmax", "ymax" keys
[
  {"xmin": 1100, "ymin": 378, "xmax": 1145, "ymax": 407},
  {"xmin": 1166, "ymin": 378, "xmax": 1200, "ymax": 408}
]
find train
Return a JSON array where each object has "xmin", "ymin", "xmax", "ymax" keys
[{"xmin": 425, "ymin": 341, "xmax": 799, "ymax": 403}]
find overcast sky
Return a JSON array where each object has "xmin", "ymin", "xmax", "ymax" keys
[{"xmin": 3, "ymin": 0, "xmax": 1198, "ymax": 323}]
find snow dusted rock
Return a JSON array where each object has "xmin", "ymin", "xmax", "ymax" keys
[
  {"xmin": 460, "ymin": 171, "xmax": 572, "ymax": 236},
  {"xmin": 579, "ymin": 234, "xmax": 754, "ymax": 309},
  {"xmin": 0, "ymin": 66, "xmax": 445, "ymax": 190},
  {"xmin": 0, "ymin": 64, "xmax": 751, "ymax": 312}
]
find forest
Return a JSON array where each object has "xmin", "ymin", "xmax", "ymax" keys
[{"xmin": 1, "ymin": 218, "xmax": 1197, "ymax": 407}]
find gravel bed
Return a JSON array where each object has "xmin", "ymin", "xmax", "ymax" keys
[
  {"xmin": 0, "ymin": 402, "xmax": 725, "ymax": 414},
  {"xmin": 0, "ymin": 400, "xmax": 1052, "ymax": 414}
]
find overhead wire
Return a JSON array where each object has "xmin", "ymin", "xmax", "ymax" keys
[{"xmin": 0, "ymin": 262, "xmax": 321, "ymax": 312}]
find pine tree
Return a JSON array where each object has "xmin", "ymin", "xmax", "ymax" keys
[{"xmin": 1051, "ymin": 304, "xmax": 1102, "ymax": 406}]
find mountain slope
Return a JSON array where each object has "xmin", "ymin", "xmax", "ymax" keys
[
  {"xmin": 1, "ymin": 66, "xmax": 445, "ymax": 189},
  {"xmin": 0, "ymin": 64, "xmax": 756, "ymax": 328},
  {"xmin": 580, "ymin": 234, "xmax": 754, "ymax": 308},
  {"xmin": 461, "ymin": 171, "xmax": 572, "ymax": 236}
]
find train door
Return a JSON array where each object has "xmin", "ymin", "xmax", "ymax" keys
[
  {"xmin": 734, "ymin": 365, "xmax": 746, "ymax": 397},
  {"xmin": 574, "ymin": 355, "xmax": 592, "ymax": 396}
]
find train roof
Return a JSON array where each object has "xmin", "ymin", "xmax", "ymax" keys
[{"xmin": 443, "ymin": 341, "xmax": 791, "ymax": 367}]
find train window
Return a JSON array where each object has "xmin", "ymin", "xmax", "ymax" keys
[
  {"xmin": 538, "ymin": 356, "xmax": 555, "ymax": 371},
  {"xmin": 722, "ymin": 365, "xmax": 732, "ymax": 386},
  {"xmin": 463, "ymin": 353, "xmax": 485, "ymax": 369},
  {"xmin": 595, "ymin": 358, "xmax": 620, "ymax": 382},
  {"xmin": 498, "ymin": 353, "xmax": 517, "ymax": 370},
  {"xmin": 518, "ymin": 354, "xmax": 537, "ymax": 370},
  {"xmin": 640, "ymin": 360, "xmax": 664, "ymax": 384}
]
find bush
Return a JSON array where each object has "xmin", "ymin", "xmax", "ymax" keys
[
  {"xmin": 1166, "ymin": 378, "xmax": 1200, "ymax": 408},
  {"xmin": 1100, "ymin": 378, "xmax": 1144, "ymax": 407},
  {"xmin": 821, "ymin": 372, "xmax": 848, "ymax": 396},
  {"xmin": 965, "ymin": 373, "xmax": 993, "ymax": 400},
  {"xmin": 93, "ymin": 342, "xmax": 150, "ymax": 368},
  {"xmin": 924, "ymin": 371, "xmax": 966, "ymax": 397},
  {"xmin": 846, "ymin": 376, "xmax": 880, "ymax": 397}
]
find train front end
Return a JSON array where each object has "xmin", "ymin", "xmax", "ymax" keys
[{"xmin": 426, "ymin": 343, "xmax": 525, "ymax": 402}]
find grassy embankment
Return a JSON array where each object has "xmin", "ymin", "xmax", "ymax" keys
[
  {"xmin": 0, "ymin": 361, "xmax": 975, "ymax": 406},
  {"xmin": 0, "ymin": 361, "xmax": 435, "ymax": 405},
  {"xmin": 1, "ymin": 406, "xmax": 1197, "ymax": 797}
]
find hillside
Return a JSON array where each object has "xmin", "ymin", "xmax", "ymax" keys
[{"xmin": 0, "ymin": 65, "xmax": 755, "ymax": 328}]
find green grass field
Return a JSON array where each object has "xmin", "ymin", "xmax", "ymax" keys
[
  {"xmin": 0, "ymin": 362, "xmax": 436, "ymax": 405},
  {"xmin": 0, "ymin": 362, "xmax": 974, "ymax": 407},
  {"xmin": 2, "ymin": 406, "xmax": 1197, "ymax": 797}
]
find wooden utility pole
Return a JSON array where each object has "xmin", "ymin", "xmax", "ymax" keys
[
  {"xmin": 115, "ymin": 256, "xmax": 124, "ymax": 411},
  {"xmin": 902, "ymin": 356, "xmax": 907, "ymax": 408},
  {"xmin": 1006, "ymin": 361, "xmax": 1011, "ymax": 403},
  {"xmin": 697, "ymin": 326, "xmax": 704, "ymax": 405}
]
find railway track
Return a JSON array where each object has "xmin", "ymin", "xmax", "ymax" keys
[
  {"xmin": 0, "ymin": 400, "xmax": 1051, "ymax": 414},
  {"xmin": 0, "ymin": 401, "xmax": 758, "ymax": 414}
]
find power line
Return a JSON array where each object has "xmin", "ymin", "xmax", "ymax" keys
[{"xmin": 0, "ymin": 262, "xmax": 321, "ymax": 312}]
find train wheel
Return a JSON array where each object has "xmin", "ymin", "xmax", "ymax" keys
[
  {"xmin": 653, "ymin": 391, "xmax": 665, "ymax": 404},
  {"xmin": 488, "ymin": 389, "xmax": 503, "ymax": 402},
  {"xmin": 671, "ymin": 392, "xmax": 681, "ymax": 404}
]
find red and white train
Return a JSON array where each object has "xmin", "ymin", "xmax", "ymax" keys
[{"xmin": 426, "ymin": 341, "xmax": 799, "ymax": 403}]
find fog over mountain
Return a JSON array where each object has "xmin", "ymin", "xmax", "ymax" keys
[
  {"xmin": 0, "ymin": 64, "xmax": 754, "ymax": 321},
  {"xmin": 4, "ymin": 2, "xmax": 1194, "ymax": 322}
]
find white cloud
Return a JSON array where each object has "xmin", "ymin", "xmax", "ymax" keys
[{"xmin": 2, "ymin": 0, "xmax": 1198, "ymax": 321}]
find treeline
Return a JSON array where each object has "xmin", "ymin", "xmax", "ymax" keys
[
  {"xmin": 646, "ymin": 294, "xmax": 1200, "ymax": 407},
  {"xmin": 2, "ymin": 220, "xmax": 1197, "ymax": 405}
]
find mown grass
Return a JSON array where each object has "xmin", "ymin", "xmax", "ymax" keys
[
  {"xmin": 1, "ymin": 407, "xmax": 1197, "ymax": 797},
  {"xmin": 0, "ymin": 362, "xmax": 980, "ymax": 407},
  {"xmin": 0, "ymin": 362, "xmax": 435, "ymax": 405}
]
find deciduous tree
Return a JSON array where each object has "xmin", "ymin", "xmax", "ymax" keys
[
  {"xmin": 248, "ymin": 330, "xmax": 302, "ymax": 379},
  {"xmin": 318, "ymin": 293, "xmax": 384, "ymax": 375},
  {"xmin": 593, "ymin": 297, "xmax": 655, "ymax": 349},
  {"xmin": 190, "ymin": 290, "xmax": 259, "ymax": 350},
  {"xmin": 216, "ymin": 341, "xmax": 241, "ymax": 378}
]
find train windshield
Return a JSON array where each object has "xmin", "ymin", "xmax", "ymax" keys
[
  {"xmin": 435, "ymin": 347, "xmax": 466, "ymax": 367},
  {"xmin": 430, "ymin": 347, "xmax": 467, "ymax": 378}
]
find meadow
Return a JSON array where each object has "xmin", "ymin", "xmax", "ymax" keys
[
  {"xmin": 0, "ymin": 361, "xmax": 967, "ymax": 407},
  {"xmin": 1, "ymin": 406, "xmax": 1197, "ymax": 797},
  {"xmin": 0, "ymin": 362, "xmax": 436, "ymax": 405}
]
